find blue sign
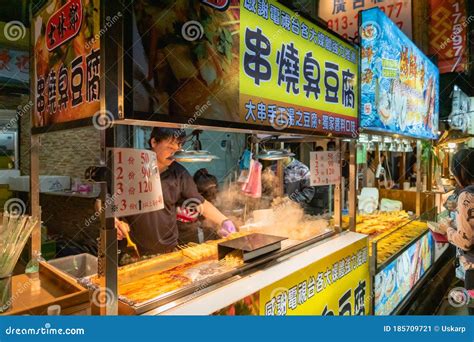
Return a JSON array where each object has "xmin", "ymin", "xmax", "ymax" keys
[
  {"xmin": 360, "ymin": 8, "xmax": 439, "ymax": 139},
  {"xmin": 374, "ymin": 232, "xmax": 434, "ymax": 315}
]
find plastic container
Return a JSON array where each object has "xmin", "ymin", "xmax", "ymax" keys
[{"xmin": 48, "ymin": 253, "xmax": 98, "ymax": 279}]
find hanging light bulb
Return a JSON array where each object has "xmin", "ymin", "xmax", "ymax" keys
[
  {"xmin": 367, "ymin": 142, "xmax": 375, "ymax": 152},
  {"xmin": 389, "ymin": 142, "xmax": 397, "ymax": 152},
  {"xmin": 396, "ymin": 142, "xmax": 405, "ymax": 152},
  {"xmin": 379, "ymin": 139, "xmax": 387, "ymax": 151}
]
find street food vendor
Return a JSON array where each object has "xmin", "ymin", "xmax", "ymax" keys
[{"xmin": 115, "ymin": 128, "xmax": 236, "ymax": 255}]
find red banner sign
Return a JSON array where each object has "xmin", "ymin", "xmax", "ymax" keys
[
  {"xmin": 429, "ymin": 0, "xmax": 468, "ymax": 73},
  {"xmin": 46, "ymin": 0, "xmax": 83, "ymax": 51}
]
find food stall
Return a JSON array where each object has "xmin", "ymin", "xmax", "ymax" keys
[
  {"xmin": 10, "ymin": 0, "xmax": 372, "ymax": 316},
  {"xmin": 356, "ymin": 8, "xmax": 445, "ymax": 314}
]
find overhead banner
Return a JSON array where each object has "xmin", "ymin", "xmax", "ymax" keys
[
  {"xmin": 429, "ymin": 0, "xmax": 469, "ymax": 74},
  {"xmin": 132, "ymin": 0, "xmax": 358, "ymax": 136},
  {"xmin": 360, "ymin": 8, "xmax": 439, "ymax": 139},
  {"xmin": 240, "ymin": 0, "xmax": 358, "ymax": 136},
  {"xmin": 318, "ymin": 0, "xmax": 412, "ymax": 41},
  {"xmin": 32, "ymin": 0, "xmax": 101, "ymax": 127}
]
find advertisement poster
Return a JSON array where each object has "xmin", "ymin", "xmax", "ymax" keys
[
  {"xmin": 318, "ymin": 0, "xmax": 412, "ymax": 41},
  {"xmin": 429, "ymin": 0, "xmax": 468, "ymax": 74},
  {"xmin": 0, "ymin": 49, "xmax": 29, "ymax": 88},
  {"xmin": 32, "ymin": 0, "xmax": 101, "ymax": 127},
  {"xmin": 108, "ymin": 148, "xmax": 164, "ymax": 218},
  {"xmin": 260, "ymin": 238, "xmax": 370, "ymax": 315},
  {"xmin": 132, "ymin": 0, "xmax": 358, "ymax": 136},
  {"xmin": 374, "ymin": 232, "xmax": 434, "ymax": 315},
  {"xmin": 132, "ymin": 0, "xmax": 240, "ymax": 121},
  {"xmin": 360, "ymin": 8, "xmax": 439, "ymax": 139},
  {"xmin": 310, "ymin": 151, "xmax": 341, "ymax": 186}
]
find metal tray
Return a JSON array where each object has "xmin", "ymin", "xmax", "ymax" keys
[{"xmin": 218, "ymin": 233, "xmax": 287, "ymax": 262}]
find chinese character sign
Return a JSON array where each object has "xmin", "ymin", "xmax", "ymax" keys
[
  {"xmin": 360, "ymin": 8, "xmax": 439, "ymax": 139},
  {"xmin": 318, "ymin": 0, "xmax": 412, "ymax": 41},
  {"xmin": 310, "ymin": 151, "xmax": 341, "ymax": 186},
  {"xmin": 260, "ymin": 237, "xmax": 370, "ymax": 315},
  {"xmin": 109, "ymin": 148, "xmax": 164, "ymax": 218},
  {"xmin": 240, "ymin": 0, "xmax": 358, "ymax": 136},
  {"xmin": 33, "ymin": 0, "xmax": 100, "ymax": 127},
  {"xmin": 429, "ymin": 0, "xmax": 468, "ymax": 74}
]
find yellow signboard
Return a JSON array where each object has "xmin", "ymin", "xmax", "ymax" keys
[
  {"xmin": 259, "ymin": 237, "xmax": 370, "ymax": 315},
  {"xmin": 240, "ymin": 0, "xmax": 358, "ymax": 136}
]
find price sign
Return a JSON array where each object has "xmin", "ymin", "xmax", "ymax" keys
[
  {"xmin": 108, "ymin": 148, "xmax": 164, "ymax": 218},
  {"xmin": 310, "ymin": 151, "xmax": 341, "ymax": 186}
]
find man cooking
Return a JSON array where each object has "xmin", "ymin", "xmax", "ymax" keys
[{"xmin": 115, "ymin": 128, "xmax": 236, "ymax": 255}]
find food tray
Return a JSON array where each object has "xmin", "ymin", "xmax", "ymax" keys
[
  {"xmin": 1, "ymin": 262, "xmax": 89, "ymax": 315},
  {"xmin": 218, "ymin": 233, "xmax": 287, "ymax": 262}
]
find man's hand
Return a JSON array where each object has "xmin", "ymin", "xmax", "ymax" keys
[{"xmin": 115, "ymin": 218, "xmax": 130, "ymax": 240}]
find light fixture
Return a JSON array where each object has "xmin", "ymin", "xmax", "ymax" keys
[
  {"xmin": 448, "ymin": 142, "xmax": 457, "ymax": 149},
  {"xmin": 173, "ymin": 130, "xmax": 219, "ymax": 163},
  {"xmin": 173, "ymin": 150, "xmax": 219, "ymax": 162},
  {"xmin": 379, "ymin": 141, "xmax": 387, "ymax": 152},
  {"xmin": 404, "ymin": 142, "xmax": 413, "ymax": 152},
  {"xmin": 255, "ymin": 149, "xmax": 295, "ymax": 161},
  {"xmin": 359, "ymin": 134, "xmax": 369, "ymax": 143},
  {"xmin": 367, "ymin": 142, "xmax": 375, "ymax": 152},
  {"xmin": 389, "ymin": 142, "xmax": 397, "ymax": 152},
  {"xmin": 396, "ymin": 142, "xmax": 405, "ymax": 152}
]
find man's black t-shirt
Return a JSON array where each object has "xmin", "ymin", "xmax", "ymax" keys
[{"xmin": 123, "ymin": 162, "xmax": 204, "ymax": 255}]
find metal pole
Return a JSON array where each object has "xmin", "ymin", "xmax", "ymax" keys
[
  {"xmin": 333, "ymin": 140, "xmax": 342, "ymax": 232},
  {"xmin": 29, "ymin": 134, "xmax": 41, "ymax": 256},
  {"xmin": 29, "ymin": 4, "xmax": 41, "ymax": 257},
  {"xmin": 416, "ymin": 140, "xmax": 422, "ymax": 217},
  {"xmin": 98, "ymin": 0, "xmax": 125, "ymax": 315},
  {"xmin": 348, "ymin": 140, "xmax": 357, "ymax": 231}
]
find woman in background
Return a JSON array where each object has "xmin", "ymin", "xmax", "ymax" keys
[{"xmin": 439, "ymin": 149, "xmax": 474, "ymax": 314}]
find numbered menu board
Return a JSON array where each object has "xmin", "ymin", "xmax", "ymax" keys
[
  {"xmin": 109, "ymin": 148, "xmax": 164, "ymax": 218},
  {"xmin": 309, "ymin": 151, "xmax": 341, "ymax": 186}
]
